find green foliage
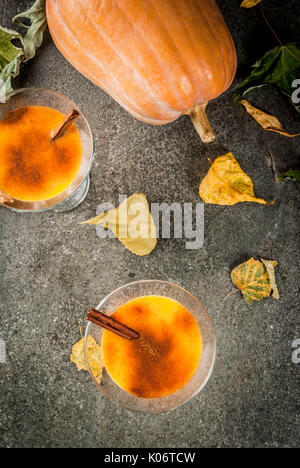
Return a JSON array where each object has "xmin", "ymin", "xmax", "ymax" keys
[
  {"xmin": 233, "ymin": 43, "xmax": 300, "ymax": 113},
  {"xmin": 0, "ymin": 0, "xmax": 47, "ymax": 99}
]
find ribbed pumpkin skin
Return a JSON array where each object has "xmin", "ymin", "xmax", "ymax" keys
[{"xmin": 47, "ymin": 0, "xmax": 237, "ymax": 125}]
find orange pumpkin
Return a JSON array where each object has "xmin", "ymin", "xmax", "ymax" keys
[{"xmin": 47, "ymin": 0, "xmax": 237, "ymax": 142}]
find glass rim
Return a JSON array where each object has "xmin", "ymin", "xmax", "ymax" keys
[
  {"xmin": 84, "ymin": 280, "xmax": 217, "ymax": 413},
  {"xmin": 0, "ymin": 87, "xmax": 94, "ymax": 212}
]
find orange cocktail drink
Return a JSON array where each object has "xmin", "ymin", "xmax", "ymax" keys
[
  {"xmin": 0, "ymin": 106, "xmax": 82, "ymax": 202},
  {"xmin": 102, "ymin": 296, "xmax": 202, "ymax": 399}
]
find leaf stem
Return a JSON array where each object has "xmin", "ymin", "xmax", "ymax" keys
[
  {"xmin": 78, "ymin": 319, "xmax": 84, "ymax": 339},
  {"xmin": 223, "ymin": 289, "xmax": 240, "ymax": 302},
  {"xmin": 260, "ymin": 5, "xmax": 283, "ymax": 47}
]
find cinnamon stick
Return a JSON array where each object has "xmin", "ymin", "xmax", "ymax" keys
[
  {"xmin": 86, "ymin": 308, "xmax": 140, "ymax": 341},
  {"xmin": 50, "ymin": 110, "xmax": 79, "ymax": 142}
]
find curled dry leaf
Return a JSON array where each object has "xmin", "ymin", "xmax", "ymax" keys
[
  {"xmin": 240, "ymin": 100, "xmax": 300, "ymax": 137},
  {"xmin": 13, "ymin": 0, "xmax": 47, "ymax": 62},
  {"xmin": 70, "ymin": 335, "xmax": 104, "ymax": 384},
  {"xmin": 199, "ymin": 153, "xmax": 274, "ymax": 206},
  {"xmin": 261, "ymin": 259, "xmax": 280, "ymax": 300},
  {"xmin": 228, "ymin": 257, "xmax": 279, "ymax": 304},
  {"xmin": 80, "ymin": 193, "xmax": 157, "ymax": 256},
  {"xmin": 240, "ymin": 0, "xmax": 263, "ymax": 8}
]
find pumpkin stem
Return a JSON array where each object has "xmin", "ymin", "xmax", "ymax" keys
[{"xmin": 188, "ymin": 103, "xmax": 215, "ymax": 143}]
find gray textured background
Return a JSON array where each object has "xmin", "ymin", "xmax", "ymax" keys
[{"xmin": 0, "ymin": 0, "xmax": 299, "ymax": 448}]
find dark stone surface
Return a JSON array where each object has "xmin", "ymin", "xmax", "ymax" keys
[{"xmin": 0, "ymin": 0, "xmax": 299, "ymax": 448}]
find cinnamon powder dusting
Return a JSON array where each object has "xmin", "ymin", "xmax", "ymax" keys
[
  {"xmin": 9, "ymin": 147, "xmax": 42, "ymax": 187},
  {"xmin": 1, "ymin": 107, "xmax": 28, "ymax": 125},
  {"xmin": 102, "ymin": 296, "xmax": 202, "ymax": 399},
  {"xmin": 0, "ymin": 106, "xmax": 82, "ymax": 202},
  {"xmin": 137, "ymin": 336, "xmax": 160, "ymax": 360}
]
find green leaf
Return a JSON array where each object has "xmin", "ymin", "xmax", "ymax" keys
[
  {"xmin": 0, "ymin": 0, "xmax": 47, "ymax": 100},
  {"xmin": 0, "ymin": 26, "xmax": 23, "ymax": 71},
  {"xmin": 0, "ymin": 57, "xmax": 21, "ymax": 97},
  {"xmin": 13, "ymin": 0, "xmax": 47, "ymax": 62},
  {"xmin": 0, "ymin": 26, "xmax": 23, "ymax": 99},
  {"xmin": 277, "ymin": 169, "xmax": 300, "ymax": 181},
  {"xmin": 230, "ymin": 258, "xmax": 272, "ymax": 304},
  {"xmin": 232, "ymin": 43, "xmax": 300, "ymax": 113}
]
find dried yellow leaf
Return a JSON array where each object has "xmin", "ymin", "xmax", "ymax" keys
[
  {"xmin": 81, "ymin": 193, "xmax": 157, "ymax": 256},
  {"xmin": 230, "ymin": 258, "xmax": 271, "ymax": 304},
  {"xmin": 70, "ymin": 335, "xmax": 104, "ymax": 383},
  {"xmin": 240, "ymin": 0, "xmax": 263, "ymax": 8},
  {"xmin": 199, "ymin": 153, "xmax": 273, "ymax": 206},
  {"xmin": 261, "ymin": 259, "xmax": 280, "ymax": 300},
  {"xmin": 225, "ymin": 257, "xmax": 279, "ymax": 304},
  {"xmin": 240, "ymin": 100, "xmax": 300, "ymax": 137},
  {"xmin": 70, "ymin": 338, "xmax": 86, "ymax": 372}
]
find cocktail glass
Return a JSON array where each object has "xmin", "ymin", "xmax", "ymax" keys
[
  {"xmin": 85, "ymin": 280, "xmax": 216, "ymax": 413},
  {"xmin": 0, "ymin": 88, "xmax": 94, "ymax": 213}
]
